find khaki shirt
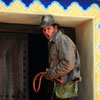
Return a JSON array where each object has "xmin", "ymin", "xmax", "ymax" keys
[{"xmin": 47, "ymin": 30, "xmax": 81, "ymax": 83}]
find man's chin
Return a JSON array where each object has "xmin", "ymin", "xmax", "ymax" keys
[{"xmin": 47, "ymin": 36, "xmax": 51, "ymax": 40}]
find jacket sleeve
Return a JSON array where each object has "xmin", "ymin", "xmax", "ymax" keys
[{"xmin": 47, "ymin": 36, "xmax": 76, "ymax": 80}]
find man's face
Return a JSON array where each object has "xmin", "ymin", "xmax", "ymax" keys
[{"xmin": 43, "ymin": 25, "xmax": 57, "ymax": 40}]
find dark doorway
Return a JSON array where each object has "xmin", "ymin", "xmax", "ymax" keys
[
  {"xmin": 28, "ymin": 27, "xmax": 76, "ymax": 100},
  {"xmin": 28, "ymin": 34, "xmax": 49, "ymax": 100},
  {"xmin": 0, "ymin": 23, "xmax": 77, "ymax": 100}
]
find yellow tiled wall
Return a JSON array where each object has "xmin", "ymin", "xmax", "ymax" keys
[{"xmin": 0, "ymin": 1, "xmax": 100, "ymax": 100}]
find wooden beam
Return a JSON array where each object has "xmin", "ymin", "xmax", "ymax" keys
[{"xmin": 0, "ymin": 22, "xmax": 42, "ymax": 34}]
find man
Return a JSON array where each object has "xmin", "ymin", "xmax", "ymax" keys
[{"xmin": 39, "ymin": 15, "xmax": 81, "ymax": 100}]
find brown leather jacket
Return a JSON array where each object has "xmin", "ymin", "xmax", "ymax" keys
[{"xmin": 47, "ymin": 30, "xmax": 81, "ymax": 84}]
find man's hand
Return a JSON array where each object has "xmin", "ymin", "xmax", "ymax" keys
[{"xmin": 44, "ymin": 68, "xmax": 51, "ymax": 80}]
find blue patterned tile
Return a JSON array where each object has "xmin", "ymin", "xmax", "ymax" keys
[
  {"xmin": 1, "ymin": 0, "xmax": 14, "ymax": 6},
  {"xmin": 98, "ymin": 44, "xmax": 100, "ymax": 50},
  {"xmin": 21, "ymin": 0, "xmax": 34, "ymax": 7},
  {"xmin": 97, "ymin": 23, "xmax": 100, "ymax": 30},
  {"xmin": 98, "ymin": 65, "xmax": 100, "ymax": 70},
  {"xmin": 39, "ymin": 0, "xmax": 100, "ymax": 10},
  {"xmin": 98, "ymin": 86, "xmax": 100, "ymax": 90},
  {"xmin": 0, "ymin": 0, "xmax": 100, "ymax": 10}
]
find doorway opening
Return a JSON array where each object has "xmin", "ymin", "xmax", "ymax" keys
[
  {"xmin": 0, "ymin": 15, "xmax": 94, "ymax": 100},
  {"xmin": 28, "ymin": 27, "xmax": 76, "ymax": 100},
  {"xmin": 28, "ymin": 33, "xmax": 49, "ymax": 100}
]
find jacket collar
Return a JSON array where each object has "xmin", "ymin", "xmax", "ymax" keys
[{"xmin": 50, "ymin": 30, "xmax": 62, "ymax": 43}]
